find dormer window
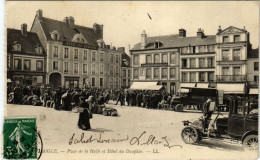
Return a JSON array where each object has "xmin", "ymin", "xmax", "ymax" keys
[
  {"xmin": 50, "ymin": 30, "xmax": 60, "ymax": 41},
  {"xmin": 35, "ymin": 45, "xmax": 43, "ymax": 54},
  {"xmin": 13, "ymin": 43, "xmax": 21, "ymax": 52},
  {"xmin": 72, "ymin": 34, "xmax": 86, "ymax": 43},
  {"xmin": 154, "ymin": 41, "xmax": 163, "ymax": 49}
]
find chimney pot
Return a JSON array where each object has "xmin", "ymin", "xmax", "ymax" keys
[
  {"xmin": 21, "ymin": 23, "xmax": 27, "ymax": 36},
  {"xmin": 141, "ymin": 30, "xmax": 147, "ymax": 49},
  {"xmin": 36, "ymin": 9, "xmax": 43, "ymax": 19},
  {"xmin": 179, "ymin": 29, "xmax": 186, "ymax": 38}
]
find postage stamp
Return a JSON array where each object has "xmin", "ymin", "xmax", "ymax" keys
[{"xmin": 3, "ymin": 118, "xmax": 37, "ymax": 159}]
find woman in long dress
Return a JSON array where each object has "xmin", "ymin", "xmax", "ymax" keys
[{"xmin": 78, "ymin": 97, "xmax": 91, "ymax": 130}]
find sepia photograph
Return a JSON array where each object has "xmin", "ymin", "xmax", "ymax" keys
[{"xmin": 2, "ymin": 1, "xmax": 259, "ymax": 159}]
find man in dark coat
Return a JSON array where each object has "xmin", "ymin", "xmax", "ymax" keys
[{"xmin": 125, "ymin": 91, "xmax": 130, "ymax": 106}]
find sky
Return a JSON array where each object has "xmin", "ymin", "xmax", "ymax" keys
[{"xmin": 5, "ymin": 1, "xmax": 259, "ymax": 54}]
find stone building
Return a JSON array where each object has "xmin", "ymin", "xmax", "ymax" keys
[
  {"xmin": 7, "ymin": 23, "xmax": 46, "ymax": 86},
  {"xmin": 130, "ymin": 30, "xmax": 180, "ymax": 93},
  {"xmin": 119, "ymin": 47, "xmax": 131, "ymax": 88},
  {"xmin": 131, "ymin": 26, "xmax": 256, "ymax": 94},
  {"xmin": 215, "ymin": 26, "xmax": 251, "ymax": 94},
  {"xmin": 30, "ymin": 9, "xmax": 122, "ymax": 89},
  {"xmin": 247, "ymin": 48, "xmax": 259, "ymax": 95}
]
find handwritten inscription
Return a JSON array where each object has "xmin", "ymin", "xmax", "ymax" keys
[{"xmin": 69, "ymin": 131, "xmax": 182, "ymax": 149}]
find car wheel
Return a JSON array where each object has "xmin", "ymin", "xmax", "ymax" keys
[
  {"xmin": 242, "ymin": 134, "xmax": 258, "ymax": 152},
  {"xmin": 181, "ymin": 126, "xmax": 199, "ymax": 144},
  {"xmin": 175, "ymin": 104, "xmax": 184, "ymax": 112}
]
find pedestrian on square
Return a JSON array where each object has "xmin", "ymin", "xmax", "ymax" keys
[
  {"xmin": 78, "ymin": 97, "xmax": 91, "ymax": 130},
  {"xmin": 126, "ymin": 91, "xmax": 130, "ymax": 106}
]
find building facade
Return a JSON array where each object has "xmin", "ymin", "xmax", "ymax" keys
[
  {"xmin": 130, "ymin": 31, "xmax": 180, "ymax": 93},
  {"xmin": 247, "ymin": 48, "xmax": 259, "ymax": 94},
  {"xmin": 215, "ymin": 26, "xmax": 250, "ymax": 94},
  {"xmin": 119, "ymin": 47, "xmax": 131, "ymax": 88},
  {"xmin": 131, "ymin": 26, "xmax": 257, "ymax": 95},
  {"xmin": 31, "ymin": 9, "xmax": 122, "ymax": 89},
  {"xmin": 7, "ymin": 24, "xmax": 46, "ymax": 86}
]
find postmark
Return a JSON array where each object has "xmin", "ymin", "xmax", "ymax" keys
[{"xmin": 3, "ymin": 117, "xmax": 38, "ymax": 159}]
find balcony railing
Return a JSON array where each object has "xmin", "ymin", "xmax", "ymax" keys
[
  {"xmin": 247, "ymin": 81, "xmax": 259, "ymax": 87},
  {"xmin": 181, "ymin": 66, "xmax": 215, "ymax": 69},
  {"xmin": 216, "ymin": 75, "xmax": 247, "ymax": 82},
  {"xmin": 141, "ymin": 63, "xmax": 168, "ymax": 67}
]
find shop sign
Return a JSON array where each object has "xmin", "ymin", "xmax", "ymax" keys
[{"xmin": 63, "ymin": 41, "xmax": 98, "ymax": 50}]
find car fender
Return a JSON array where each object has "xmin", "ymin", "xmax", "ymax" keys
[{"xmin": 241, "ymin": 130, "xmax": 258, "ymax": 142}]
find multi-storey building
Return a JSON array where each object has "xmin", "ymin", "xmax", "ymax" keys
[
  {"xmin": 7, "ymin": 24, "xmax": 46, "ymax": 86},
  {"xmin": 130, "ymin": 31, "xmax": 180, "ymax": 93},
  {"xmin": 247, "ymin": 48, "xmax": 259, "ymax": 95},
  {"xmin": 131, "ymin": 26, "xmax": 256, "ymax": 95},
  {"xmin": 215, "ymin": 26, "xmax": 250, "ymax": 94},
  {"xmin": 119, "ymin": 47, "xmax": 131, "ymax": 88},
  {"xmin": 31, "ymin": 9, "xmax": 122, "ymax": 89},
  {"xmin": 179, "ymin": 28, "xmax": 216, "ymax": 89}
]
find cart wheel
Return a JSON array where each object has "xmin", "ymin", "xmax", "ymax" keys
[
  {"xmin": 175, "ymin": 104, "xmax": 184, "ymax": 112},
  {"xmin": 242, "ymin": 134, "xmax": 258, "ymax": 152},
  {"xmin": 181, "ymin": 126, "xmax": 199, "ymax": 144}
]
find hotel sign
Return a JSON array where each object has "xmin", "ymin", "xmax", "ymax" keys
[
  {"xmin": 141, "ymin": 63, "xmax": 168, "ymax": 67},
  {"xmin": 63, "ymin": 41, "xmax": 98, "ymax": 50}
]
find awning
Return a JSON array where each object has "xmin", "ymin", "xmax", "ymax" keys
[
  {"xmin": 196, "ymin": 83, "xmax": 209, "ymax": 88},
  {"xmin": 180, "ymin": 83, "xmax": 196, "ymax": 88},
  {"xmin": 179, "ymin": 88, "xmax": 190, "ymax": 93},
  {"xmin": 130, "ymin": 82, "xmax": 162, "ymax": 90},
  {"xmin": 148, "ymin": 85, "xmax": 163, "ymax": 90},
  {"xmin": 217, "ymin": 83, "xmax": 245, "ymax": 94},
  {"xmin": 249, "ymin": 88, "xmax": 259, "ymax": 95}
]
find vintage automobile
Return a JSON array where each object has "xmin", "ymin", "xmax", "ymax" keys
[
  {"xmin": 181, "ymin": 98, "xmax": 258, "ymax": 151},
  {"xmin": 171, "ymin": 87, "xmax": 219, "ymax": 112}
]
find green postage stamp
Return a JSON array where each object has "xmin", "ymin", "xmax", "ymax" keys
[{"xmin": 3, "ymin": 117, "xmax": 37, "ymax": 159}]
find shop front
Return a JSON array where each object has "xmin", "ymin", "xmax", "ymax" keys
[
  {"xmin": 8, "ymin": 71, "xmax": 45, "ymax": 86},
  {"xmin": 64, "ymin": 76, "xmax": 79, "ymax": 89}
]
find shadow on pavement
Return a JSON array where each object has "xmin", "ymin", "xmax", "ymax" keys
[
  {"xmin": 195, "ymin": 139, "xmax": 244, "ymax": 152},
  {"xmin": 89, "ymin": 128, "xmax": 112, "ymax": 132}
]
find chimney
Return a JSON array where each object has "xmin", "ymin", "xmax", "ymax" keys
[
  {"xmin": 141, "ymin": 30, "xmax": 147, "ymax": 49},
  {"xmin": 36, "ymin": 9, "xmax": 43, "ymax": 19},
  {"xmin": 93, "ymin": 23, "xmax": 103, "ymax": 40},
  {"xmin": 117, "ymin": 47, "xmax": 125, "ymax": 52},
  {"xmin": 179, "ymin": 29, "xmax": 186, "ymax": 38},
  {"xmin": 68, "ymin": 16, "xmax": 74, "ymax": 27},
  {"xmin": 217, "ymin": 25, "xmax": 222, "ymax": 34},
  {"xmin": 21, "ymin": 23, "xmax": 27, "ymax": 36},
  {"xmin": 197, "ymin": 28, "xmax": 205, "ymax": 38},
  {"xmin": 63, "ymin": 17, "xmax": 69, "ymax": 24}
]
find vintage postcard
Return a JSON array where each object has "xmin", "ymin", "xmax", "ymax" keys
[{"xmin": 2, "ymin": 1, "xmax": 259, "ymax": 159}]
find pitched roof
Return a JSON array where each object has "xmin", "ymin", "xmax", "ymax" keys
[
  {"xmin": 248, "ymin": 48, "xmax": 259, "ymax": 58},
  {"xmin": 39, "ymin": 17, "xmax": 99, "ymax": 46},
  {"xmin": 7, "ymin": 28, "xmax": 45, "ymax": 55},
  {"xmin": 131, "ymin": 34, "xmax": 216, "ymax": 51},
  {"xmin": 122, "ymin": 52, "xmax": 130, "ymax": 67}
]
